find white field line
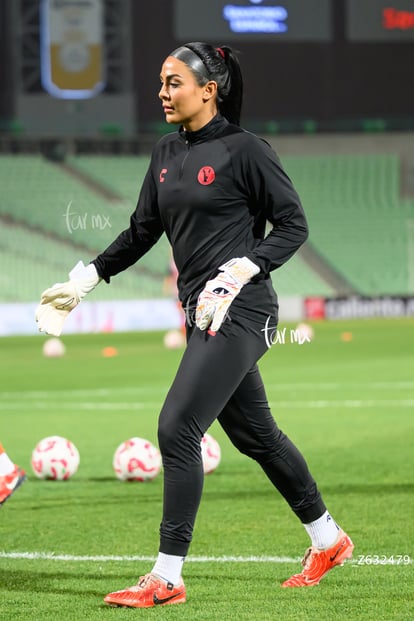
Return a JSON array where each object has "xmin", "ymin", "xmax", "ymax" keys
[
  {"xmin": 1, "ymin": 380, "xmax": 414, "ymax": 400},
  {"xmin": 0, "ymin": 387, "xmax": 164, "ymax": 399},
  {"xmin": 267, "ymin": 400, "xmax": 414, "ymax": 409},
  {"xmin": 2, "ymin": 381, "xmax": 413, "ymax": 410},
  {"xmin": 1, "ymin": 380, "xmax": 414, "ymax": 411},
  {"xmin": 1, "ymin": 400, "xmax": 414, "ymax": 410},
  {"xmin": 0, "ymin": 402, "xmax": 159, "ymax": 410},
  {"xmin": 0, "ymin": 551, "xmax": 299, "ymax": 563},
  {"xmin": 0, "ymin": 551, "xmax": 411, "ymax": 566}
]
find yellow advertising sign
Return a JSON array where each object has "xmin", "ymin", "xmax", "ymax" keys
[{"xmin": 41, "ymin": 0, "xmax": 105, "ymax": 99}]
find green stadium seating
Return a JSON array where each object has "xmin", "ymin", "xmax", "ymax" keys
[
  {"xmin": 0, "ymin": 152, "xmax": 412, "ymax": 303},
  {"xmin": 67, "ymin": 154, "xmax": 150, "ymax": 204},
  {"xmin": 0, "ymin": 222, "xmax": 168, "ymax": 302},
  {"xmin": 282, "ymin": 154, "xmax": 414, "ymax": 295},
  {"xmin": 0, "ymin": 155, "xmax": 170, "ymax": 299}
]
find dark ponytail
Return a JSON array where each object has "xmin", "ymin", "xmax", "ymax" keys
[
  {"xmin": 213, "ymin": 45, "xmax": 243, "ymax": 126},
  {"xmin": 169, "ymin": 42, "xmax": 244, "ymax": 126}
]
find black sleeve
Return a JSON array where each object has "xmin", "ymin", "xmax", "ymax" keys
[
  {"xmin": 242, "ymin": 137, "xmax": 309, "ymax": 276},
  {"xmin": 92, "ymin": 164, "xmax": 164, "ymax": 282}
]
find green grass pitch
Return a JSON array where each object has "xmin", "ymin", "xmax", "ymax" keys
[{"xmin": 1, "ymin": 318, "xmax": 413, "ymax": 620}]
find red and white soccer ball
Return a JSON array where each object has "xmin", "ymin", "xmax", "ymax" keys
[
  {"xmin": 163, "ymin": 329, "xmax": 185, "ymax": 349},
  {"xmin": 201, "ymin": 433, "xmax": 221, "ymax": 474},
  {"xmin": 295, "ymin": 323, "xmax": 314, "ymax": 342},
  {"xmin": 31, "ymin": 435, "xmax": 80, "ymax": 480},
  {"xmin": 113, "ymin": 437, "xmax": 162, "ymax": 482},
  {"xmin": 42, "ymin": 337, "xmax": 66, "ymax": 358}
]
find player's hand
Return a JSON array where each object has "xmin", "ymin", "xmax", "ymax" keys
[
  {"xmin": 196, "ymin": 257, "xmax": 260, "ymax": 334},
  {"xmin": 35, "ymin": 261, "xmax": 101, "ymax": 336}
]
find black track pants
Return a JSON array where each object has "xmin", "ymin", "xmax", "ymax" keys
[{"xmin": 157, "ymin": 286, "xmax": 326, "ymax": 556}]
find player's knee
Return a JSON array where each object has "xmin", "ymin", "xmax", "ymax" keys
[
  {"xmin": 158, "ymin": 412, "xmax": 202, "ymax": 464},
  {"xmin": 157, "ymin": 418, "xmax": 178, "ymax": 455}
]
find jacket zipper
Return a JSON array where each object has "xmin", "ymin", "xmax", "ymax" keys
[{"xmin": 179, "ymin": 140, "xmax": 191, "ymax": 179}]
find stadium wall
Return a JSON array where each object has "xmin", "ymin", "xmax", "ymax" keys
[
  {"xmin": 3, "ymin": 295, "xmax": 414, "ymax": 337},
  {"xmin": 0, "ymin": 297, "xmax": 304, "ymax": 337}
]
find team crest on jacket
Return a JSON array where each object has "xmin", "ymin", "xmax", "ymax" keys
[{"xmin": 197, "ymin": 166, "xmax": 215, "ymax": 185}]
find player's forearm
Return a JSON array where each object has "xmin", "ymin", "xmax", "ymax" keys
[
  {"xmin": 92, "ymin": 228, "xmax": 155, "ymax": 283},
  {"xmin": 246, "ymin": 204, "xmax": 309, "ymax": 276}
]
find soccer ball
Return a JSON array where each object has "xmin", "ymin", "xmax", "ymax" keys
[
  {"xmin": 31, "ymin": 435, "xmax": 80, "ymax": 480},
  {"xmin": 163, "ymin": 329, "xmax": 185, "ymax": 349},
  {"xmin": 42, "ymin": 337, "xmax": 66, "ymax": 358},
  {"xmin": 113, "ymin": 437, "xmax": 162, "ymax": 482},
  {"xmin": 295, "ymin": 323, "xmax": 314, "ymax": 342},
  {"xmin": 201, "ymin": 433, "xmax": 221, "ymax": 474}
]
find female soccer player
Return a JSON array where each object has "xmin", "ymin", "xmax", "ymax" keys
[
  {"xmin": 0, "ymin": 443, "xmax": 26, "ymax": 507},
  {"xmin": 36, "ymin": 42, "xmax": 353, "ymax": 607}
]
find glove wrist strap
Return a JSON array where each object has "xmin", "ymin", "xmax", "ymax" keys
[{"xmin": 219, "ymin": 256, "xmax": 260, "ymax": 286}]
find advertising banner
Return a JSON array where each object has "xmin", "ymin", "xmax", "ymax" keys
[
  {"xmin": 40, "ymin": 0, "xmax": 105, "ymax": 99},
  {"xmin": 305, "ymin": 296, "xmax": 414, "ymax": 320}
]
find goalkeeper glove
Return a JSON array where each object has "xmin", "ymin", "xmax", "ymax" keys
[
  {"xmin": 196, "ymin": 257, "xmax": 260, "ymax": 335},
  {"xmin": 35, "ymin": 261, "xmax": 101, "ymax": 336}
]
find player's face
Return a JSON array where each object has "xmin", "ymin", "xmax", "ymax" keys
[{"xmin": 159, "ymin": 57, "xmax": 217, "ymax": 132}]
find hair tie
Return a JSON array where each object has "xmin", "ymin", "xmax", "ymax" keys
[{"xmin": 216, "ymin": 47, "xmax": 225, "ymax": 59}]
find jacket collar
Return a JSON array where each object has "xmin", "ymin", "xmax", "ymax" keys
[{"xmin": 179, "ymin": 115, "xmax": 228, "ymax": 144}]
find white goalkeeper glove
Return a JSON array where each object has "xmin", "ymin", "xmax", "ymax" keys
[
  {"xmin": 35, "ymin": 261, "xmax": 101, "ymax": 336},
  {"xmin": 196, "ymin": 257, "xmax": 260, "ymax": 335}
]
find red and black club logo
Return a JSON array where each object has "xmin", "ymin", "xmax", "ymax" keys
[{"xmin": 197, "ymin": 166, "xmax": 216, "ymax": 185}]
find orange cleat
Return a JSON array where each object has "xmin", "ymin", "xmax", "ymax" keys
[
  {"xmin": 104, "ymin": 573, "xmax": 186, "ymax": 608},
  {"xmin": 281, "ymin": 530, "xmax": 354, "ymax": 587},
  {"xmin": 0, "ymin": 466, "xmax": 26, "ymax": 507}
]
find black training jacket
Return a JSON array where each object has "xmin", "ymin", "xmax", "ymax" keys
[{"xmin": 93, "ymin": 115, "xmax": 308, "ymax": 305}]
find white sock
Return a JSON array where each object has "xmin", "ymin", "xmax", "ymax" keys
[
  {"xmin": 152, "ymin": 552, "xmax": 185, "ymax": 585},
  {"xmin": 0, "ymin": 452, "xmax": 15, "ymax": 476},
  {"xmin": 303, "ymin": 511, "xmax": 340, "ymax": 549}
]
